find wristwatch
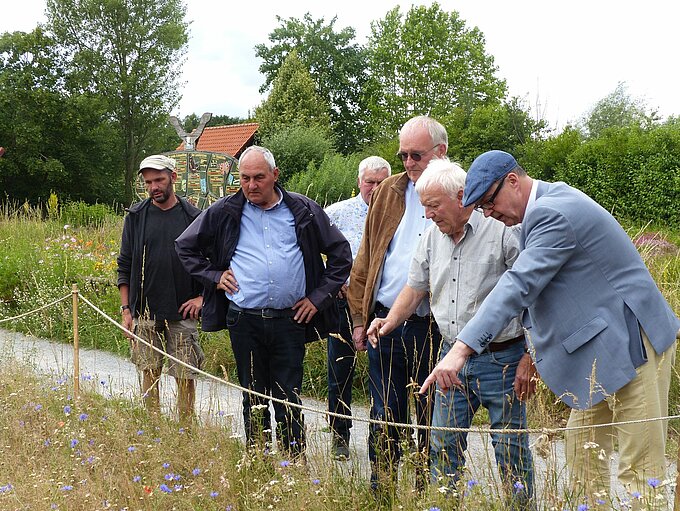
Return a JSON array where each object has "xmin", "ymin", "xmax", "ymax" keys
[{"xmin": 120, "ymin": 305, "xmax": 131, "ymax": 313}]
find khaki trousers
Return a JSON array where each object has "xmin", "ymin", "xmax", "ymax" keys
[{"xmin": 565, "ymin": 332, "xmax": 675, "ymax": 507}]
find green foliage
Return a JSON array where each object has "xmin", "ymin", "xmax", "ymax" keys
[
  {"xmin": 580, "ymin": 82, "xmax": 659, "ymax": 139},
  {"xmin": 518, "ymin": 126, "xmax": 583, "ymax": 181},
  {"xmin": 46, "ymin": 0, "xmax": 189, "ymax": 205},
  {"xmin": 255, "ymin": 51, "xmax": 330, "ymax": 140},
  {"xmin": 255, "ymin": 13, "xmax": 370, "ymax": 153},
  {"xmin": 445, "ymin": 99, "xmax": 545, "ymax": 168},
  {"xmin": 366, "ymin": 2, "xmax": 507, "ymax": 138},
  {"xmin": 181, "ymin": 113, "xmax": 244, "ymax": 132},
  {"xmin": 286, "ymin": 153, "xmax": 362, "ymax": 207},
  {"xmin": 0, "ymin": 29, "xmax": 124, "ymax": 205},
  {"xmin": 260, "ymin": 125, "xmax": 334, "ymax": 184},
  {"xmin": 61, "ymin": 201, "xmax": 118, "ymax": 228}
]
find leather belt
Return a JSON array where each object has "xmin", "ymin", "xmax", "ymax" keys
[
  {"xmin": 482, "ymin": 334, "xmax": 525, "ymax": 353},
  {"xmin": 229, "ymin": 303, "xmax": 296, "ymax": 319},
  {"xmin": 374, "ymin": 301, "xmax": 432, "ymax": 323}
]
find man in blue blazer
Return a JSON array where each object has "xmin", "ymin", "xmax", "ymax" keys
[{"xmin": 421, "ymin": 150, "xmax": 679, "ymax": 503}]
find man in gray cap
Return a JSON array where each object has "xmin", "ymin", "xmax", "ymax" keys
[
  {"xmin": 117, "ymin": 154, "xmax": 204, "ymax": 422},
  {"xmin": 421, "ymin": 150, "xmax": 680, "ymax": 505}
]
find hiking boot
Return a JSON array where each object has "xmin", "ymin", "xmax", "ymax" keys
[{"xmin": 331, "ymin": 433, "xmax": 350, "ymax": 460}]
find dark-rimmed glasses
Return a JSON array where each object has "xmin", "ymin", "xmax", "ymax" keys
[
  {"xmin": 396, "ymin": 144, "xmax": 439, "ymax": 162},
  {"xmin": 475, "ymin": 176, "xmax": 506, "ymax": 211}
]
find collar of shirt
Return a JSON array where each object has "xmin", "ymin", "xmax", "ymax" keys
[
  {"xmin": 524, "ymin": 179, "xmax": 539, "ymax": 218},
  {"xmin": 246, "ymin": 188, "xmax": 283, "ymax": 210}
]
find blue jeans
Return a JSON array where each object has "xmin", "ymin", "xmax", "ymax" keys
[
  {"xmin": 226, "ymin": 305, "xmax": 306, "ymax": 457},
  {"xmin": 327, "ymin": 299, "xmax": 355, "ymax": 438},
  {"xmin": 430, "ymin": 341, "xmax": 534, "ymax": 503},
  {"xmin": 368, "ymin": 306, "xmax": 441, "ymax": 489}
]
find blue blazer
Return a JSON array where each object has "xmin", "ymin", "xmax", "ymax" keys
[{"xmin": 458, "ymin": 181, "xmax": 679, "ymax": 409}]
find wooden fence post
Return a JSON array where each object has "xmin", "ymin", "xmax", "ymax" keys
[{"xmin": 72, "ymin": 284, "xmax": 80, "ymax": 400}]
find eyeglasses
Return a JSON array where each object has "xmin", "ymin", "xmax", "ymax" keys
[
  {"xmin": 475, "ymin": 176, "xmax": 506, "ymax": 211},
  {"xmin": 396, "ymin": 144, "xmax": 439, "ymax": 162}
]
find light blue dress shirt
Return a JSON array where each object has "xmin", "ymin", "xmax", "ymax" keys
[
  {"xmin": 376, "ymin": 180, "xmax": 431, "ymax": 316},
  {"xmin": 228, "ymin": 192, "xmax": 306, "ymax": 309}
]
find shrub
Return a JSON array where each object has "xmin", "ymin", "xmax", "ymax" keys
[
  {"xmin": 260, "ymin": 125, "xmax": 335, "ymax": 185},
  {"xmin": 61, "ymin": 201, "xmax": 118, "ymax": 228},
  {"xmin": 286, "ymin": 153, "xmax": 361, "ymax": 206}
]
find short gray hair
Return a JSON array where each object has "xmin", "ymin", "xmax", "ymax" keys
[
  {"xmin": 400, "ymin": 116, "xmax": 448, "ymax": 147},
  {"xmin": 239, "ymin": 145, "xmax": 277, "ymax": 172},
  {"xmin": 415, "ymin": 158, "xmax": 467, "ymax": 199},
  {"xmin": 358, "ymin": 156, "xmax": 391, "ymax": 181}
]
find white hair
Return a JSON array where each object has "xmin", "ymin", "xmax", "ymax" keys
[
  {"xmin": 415, "ymin": 158, "xmax": 467, "ymax": 199},
  {"xmin": 358, "ymin": 156, "xmax": 391, "ymax": 181},
  {"xmin": 239, "ymin": 145, "xmax": 276, "ymax": 172},
  {"xmin": 399, "ymin": 115, "xmax": 448, "ymax": 147}
]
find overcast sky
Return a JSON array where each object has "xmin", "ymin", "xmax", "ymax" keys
[{"xmin": 3, "ymin": 0, "xmax": 679, "ymax": 131}]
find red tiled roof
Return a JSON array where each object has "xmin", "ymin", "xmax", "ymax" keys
[{"xmin": 177, "ymin": 123, "xmax": 259, "ymax": 157}]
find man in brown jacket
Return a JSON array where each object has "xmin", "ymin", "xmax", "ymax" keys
[{"xmin": 348, "ymin": 115, "xmax": 446, "ymax": 494}]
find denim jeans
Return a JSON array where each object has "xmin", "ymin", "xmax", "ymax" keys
[
  {"xmin": 226, "ymin": 305, "xmax": 306, "ymax": 456},
  {"xmin": 430, "ymin": 341, "xmax": 534, "ymax": 503},
  {"xmin": 367, "ymin": 307, "xmax": 441, "ymax": 489},
  {"xmin": 327, "ymin": 299, "xmax": 355, "ymax": 438}
]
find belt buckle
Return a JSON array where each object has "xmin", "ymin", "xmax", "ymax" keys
[{"xmin": 261, "ymin": 308, "xmax": 274, "ymax": 319}]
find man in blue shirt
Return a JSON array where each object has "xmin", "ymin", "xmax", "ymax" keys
[
  {"xmin": 176, "ymin": 146, "xmax": 351, "ymax": 460},
  {"xmin": 324, "ymin": 156, "xmax": 390, "ymax": 460}
]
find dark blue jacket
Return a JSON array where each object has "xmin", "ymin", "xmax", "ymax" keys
[{"xmin": 175, "ymin": 185, "xmax": 351, "ymax": 341}]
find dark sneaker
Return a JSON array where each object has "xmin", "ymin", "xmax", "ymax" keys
[{"xmin": 331, "ymin": 433, "xmax": 350, "ymax": 460}]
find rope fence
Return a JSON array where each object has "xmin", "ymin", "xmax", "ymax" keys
[{"xmin": 2, "ymin": 288, "xmax": 680, "ymax": 438}]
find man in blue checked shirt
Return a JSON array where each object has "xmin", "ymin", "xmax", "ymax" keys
[{"xmin": 324, "ymin": 156, "xmax": 390, "ymax": 460}]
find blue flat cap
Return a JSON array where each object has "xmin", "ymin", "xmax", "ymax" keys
[{"xmin": 462, "ymin": 150, "xmax": 519, "ymax": 207}]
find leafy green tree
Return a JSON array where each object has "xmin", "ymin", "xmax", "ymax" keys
[
  {"xmin": 0, "ymin": 29, "xmax": 123, "ymax": 204},
  {"xmin": 180, "ymin": 113, "xmax": 245, "ymax": 132},
  {"xmin": 366, "ymin": 2, "xmax": 507, "ymax": 137},
  {"xmin": 444, "ymin": 98, "xmax": 544, "ymax": 167},
  {"xmin": 255, "ymin": 50, "xmax": 330, "ymax": 140},
  {"xmin": 255, "ymin": 13, "xmax": 369, "ymax": 152},
  {"xmin": 581, "ymin": 82, "xmax": 658, "ymax": 139},
  {"xmin": 46, "ymin": 0, "xmax": 189, "ymax": 205}
]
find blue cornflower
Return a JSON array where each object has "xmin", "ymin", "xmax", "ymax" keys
[
  {"xmin": 70, "ymin": 439, "xmax": 78, "ymax": 448},
  {"xmin": 429, "ymin": 507, "xmax": 441, "ymax": 511},
  {"xmin": 137, "ymin": 430, "xmax": 144, "ymax": 436},
  {"xmin": 513, "ymin": 481, "xmax": 524, "ymax": 492},
  {"xmin": 0, "ymin": 484, "xmax": 13, "ymax": 493},
  {"xmin": 60, "ymin": 485, "xmax": 73, "ymax": 491},
  {"xmin": 128, "ymin": 446, "xmax": 135, "ymax": 452},
  {"xmin": 159, "ymin": 484, "xmax": 172, "ymax": 494},
  {"xmin": 210, "ymin": 491, "xmax": 219, "ymax": 498},
  {"xmin": 192, "ymin": 468, "xmax": 201, "ymax": 476},
  {"xmin": 164, "ymin": 473, "xmax": 174, "ymax": 481},
  {"xmin": 577, "ymin": 505, "xmax": 589, "ymax": 511},
  {"xmin": 133, "ymin": 475, "xmax": 141, "ymax": 483},
  {"xmin": 86, "ymin": 456, "xmax": 95, "ymax": 464},
  {"xmin": 174, "ymin": 484, "xmax": 182, "ymax": 491},
  {"xmin": 78, "ymin": 413, "xmax": 88, "ymax": 421},
  {"xmin": 44, "ymin": 439, "xmax": 51, "ymax": 447},
  {"xmin": 217, "ymin": 410, "xmax": 225, "ymax": 417},
  {"xmin": 648, "ymin": 478, "xmax": 661, "ymax": 488},
  {"xmin": 631, "ymin": 491, "xmax": 642, "ymax": 498},
  {"xmin": 162, "ymin": 462, "xmax": 170, "ymax": 468},
  {"xmin": 63, "ymin": 405, "xmax": 71, "ymax": 415},
  {"xmin": 312, "ymin": 478, "xmax": 320, "ymax": 485},
  {"xmin": 34, "ymin": 404, "xmax": 43, "ymax": 411},
  {"xmin": 154, "ymin": 438, "xmax": 161, "ymax": 443},
  {"xmin": 178, "ymin": 427, "xmax": 185, "ymax": 434},
  {"xmin": 467, "ymin": 479, "xmax": 478, "ymax": 489},
  {"xmin": 280, "ymin": 460, "xmax": 290, "ymax": 468}
]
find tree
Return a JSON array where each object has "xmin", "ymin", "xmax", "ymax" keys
[
  {"xmin": 46, "ymin": 0, "xmax": 189, "ymax": 205},
  {"xmin": 581, "ymin": 82, "xmax": 658, "ymax": 139},
  {"xmin": 181, "ymin": 113, "xmax": 245, "ymax": 133},
  {"xmin": 255, "ymin": 13, "xmax": 369, "ymax": 152},
  {"xmin": 0, "ymin": 29, "xmax": 123, "ymax": 204},
  {"xmin": 255, "ymin": 50, "xmax": 330, "ymax": 140},
  {"xmin": 366, "ymin": 3, "xmax": 507, "ymax": 137}
]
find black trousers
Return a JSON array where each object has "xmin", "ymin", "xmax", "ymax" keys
[{"xmin": 227, "ymin": 305, "xmax": 306, "ymax": 455}]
